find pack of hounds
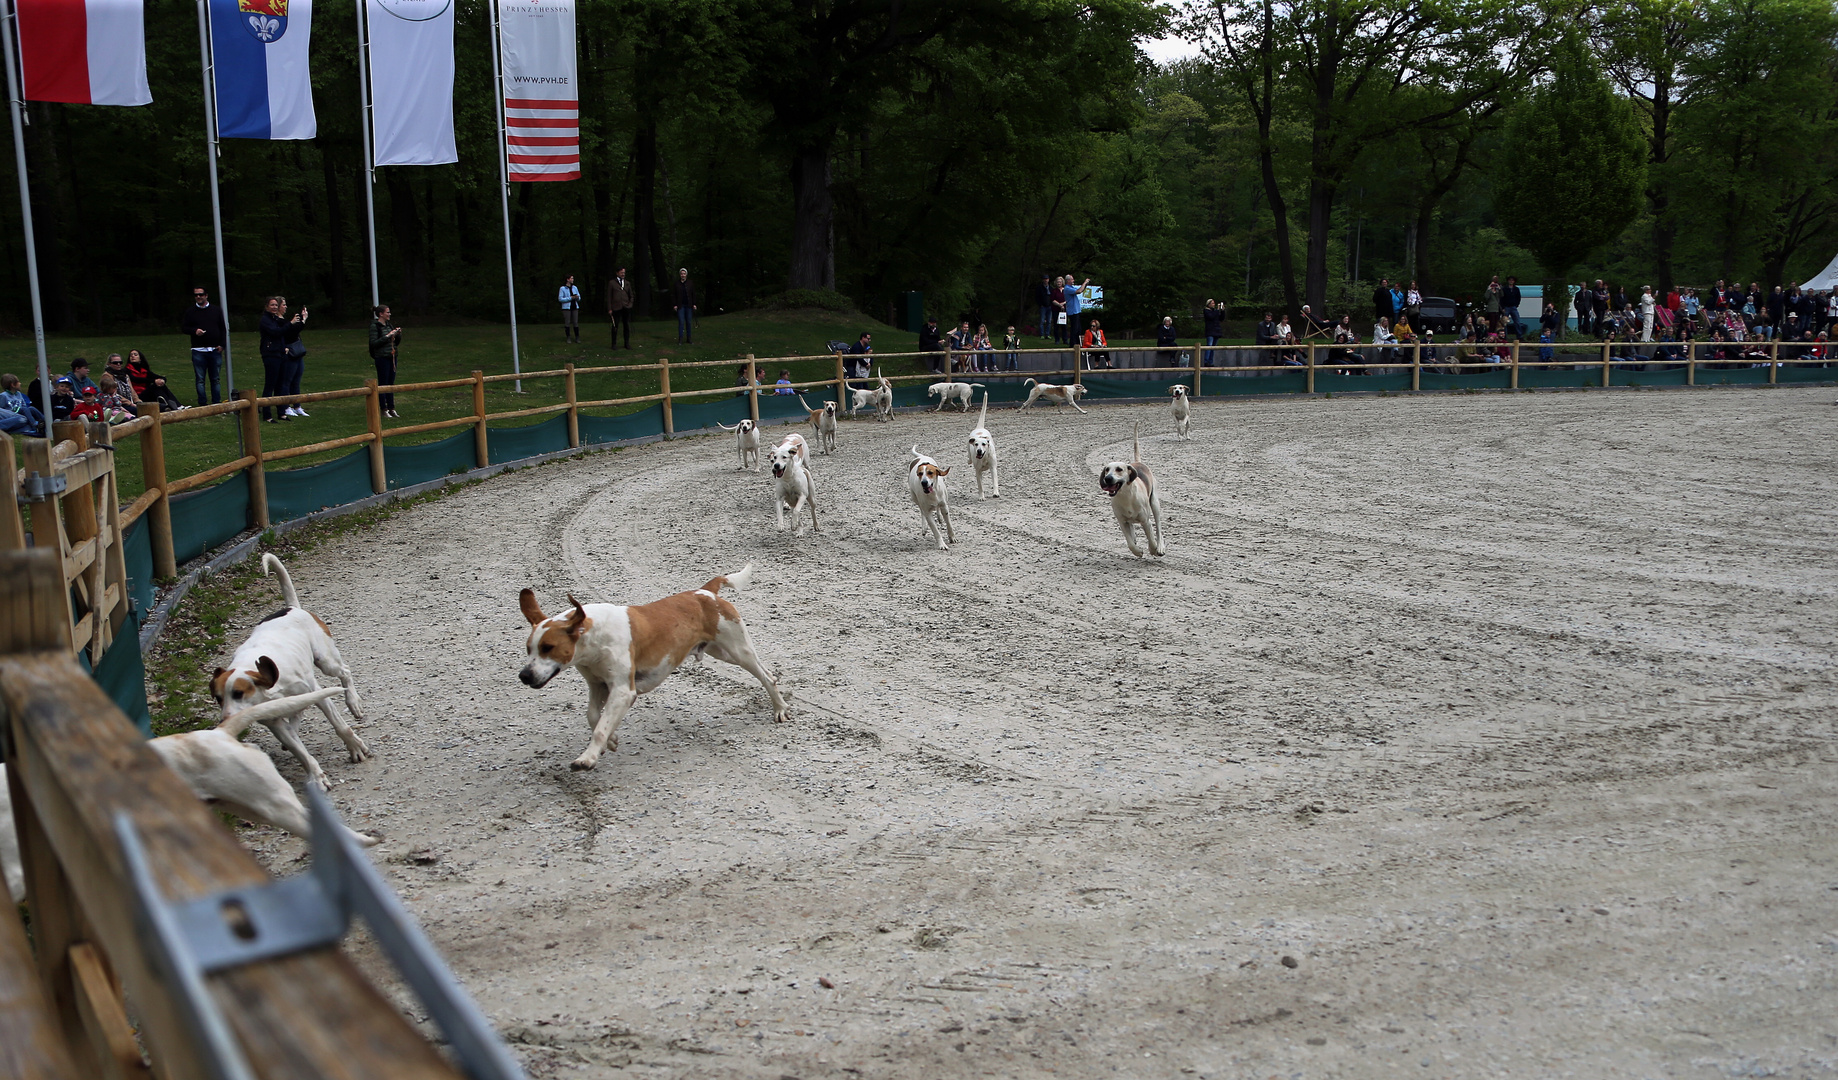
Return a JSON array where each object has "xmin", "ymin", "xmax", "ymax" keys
[{"xmin": 0, "ymin": 380, "xmax": 1194, "ymax": 895}]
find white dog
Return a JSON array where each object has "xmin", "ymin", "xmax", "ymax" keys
[
  {"xmin": 1, "ymin": 689, "xmax": 377, "ymax": 902},
  {"xmin": 928, "ymin": 381, "xmax": 984, "ymax": 411},
  {"xmin": 1020, "ymin": 378, "xmax": 1088, "ymax": 413},
  {"xmin": 965, "ymin": 391, "xmax": 999, "ymax": 498},
  {"xmin": 769, "ymin": 434, "xmax": 818, "ymax": 535},
  {"xmin": 796, "ymin": 393, "xmax": 839, "ymax": 454},
  {"xmin": 1097, "ymin": 423, "xmax": 1166, "ymax": 558},
  {"xmin": 516, "ymin": 566, "xmax": 790, "ymax": 771},
  {"xmin": 1169, "ymin": 384, "xmax": 1192, "ymax": 438},
  {"xmin": 211, "ymin": 555, "xmax": 371, "ymax": 790},
  {"xmin": 847, "ymin": 372, "xmax": 894, "ymax": 421},
  {"xmin": 715, "ymin": 418, "xmax": 762, "ymax": 471},
  {"xmin": 907, "ymin": 446, "xmax": 956, "ymax": 550}
]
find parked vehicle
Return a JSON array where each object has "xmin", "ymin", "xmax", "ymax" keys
[{"xmin": 1416, "ymin": 296, "xmax": 1461, "ymax": 332}]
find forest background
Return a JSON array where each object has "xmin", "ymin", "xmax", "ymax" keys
[{"xmin": 6, "ymin": 0, "xmax": 1836, "ymax": 340}]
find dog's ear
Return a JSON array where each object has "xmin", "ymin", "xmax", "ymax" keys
[
  {"xmin": 210, "ymin": 667, "xmax": 228, "ymax": 696},
  {"xmin": 565, "ymin": 595, "xmax": 592, "ymax": 638},
  {"xmin": 935, "ymin": 466, "xmax": 950, "ymax": 476},
  {"xmin": 253, "ymin": 655, "xmax": 280, "ymax": 690},
  {"xmin": 519, "ymin": 588, "xmax": 546, "ymax": 625}
]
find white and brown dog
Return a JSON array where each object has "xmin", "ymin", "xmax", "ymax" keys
[
  {"xmin": 1098, "ymin": 423, "xmax": 1166, "ymax": 558},
  {"xmin": 847, "ymin": 372, "xmax": 894, "ymax": 421},
  {"xmin": 1020, "ymin": 378, "xmax": 1088, "ymax": 413},
  {"xmin": 907, "ymin": 446, "xmax": 956, "ymax": 550},
  {"xmin": 1, "ymin": 690, "xmax": 380, "ymax": 900},
  {"xmin": 965, "ymin": 390, "xmax": 999, "ymax": 498},
  {"xmin": 928, "ymin": 381, "xmax": 984, "ymax": 411},
  {"xmin": 1169, "ymin": 383, "xmax": 1192, "ymax": 439},
  {"xmin": 769, "ymin": 434, "xmax": 818, "ymax": 535},
  {"xmin": 211, "ymin": 555, "xmax": 371, "ymax": 789},
  {"xmin": 516, "ymin": 566, "xmax": 790, "ymax": 771},
  {"xmin": 715, "ymin": 418, "xmax": 762, "ymax": 471},
  {"xmin": 796, "ymin": 393, "xmax": 839, "ymax": 454}
]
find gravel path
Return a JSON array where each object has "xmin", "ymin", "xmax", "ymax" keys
[{"xmin": 224, "ymin": 385, "xmax": 1838, "ymax": 1079}]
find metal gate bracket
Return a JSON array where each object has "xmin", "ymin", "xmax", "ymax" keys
[{"xmin": 116, "ymin": 785, "xmax": 526, "ymax": 1080}]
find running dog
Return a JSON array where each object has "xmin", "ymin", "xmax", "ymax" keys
[
  {"xmin": 516, "ymin": 566, "xmax": 790, "ymax": 771},
  {"xmin": 1097, "ymin": 423, "xmax": 1166, "ymax": 558},
  {"xmin": 965, "ymin": 390, "xmax": 999, "ymax": 498},
  {"xmin": 1169, "ymin": 384, "xmax": 1192, "ymax": 439},
  {"xmin": 715, "ymin": 418, "xmax": 762, "ymax": 471},
  {"xmin": 1020, "ymin": 379, "xmax": 1088, "ymax": 413},
  {"xmin": 769, "ymin": 434, "xmax": 818, "ymax": 535},
  {"xmin": 796, "ymin": 393, "xmax": 839, "ymax": 454},
  {"xmin": 211, "ymin": 555, "xmax": 371, "ymax": 790},
  {"xmin": 1, "ymin": 689, "xmax": 380, "ymax": 900},
  {"xmin": 847, "ymin": 372, "xmax": 894, "ymax": 421},
  {"xmin": 928, "ymin": 381, "xmax": 984, "ymax": 411},
  {"xmin": 907, "ymin": 446, "xmax": 956, "ymax": 550}
]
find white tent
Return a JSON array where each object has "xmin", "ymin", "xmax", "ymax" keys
[{"xmin": 1802, "ymin": 251, "xmax": 1838, "ymax": 290}]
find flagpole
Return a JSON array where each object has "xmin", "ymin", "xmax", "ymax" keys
[
  {"xmin": 1, "ymin": 0, "xmax": 53, "ymax": 429},
  {"xmin": 488, "ymin": 0, "xmax": 522, "ymax": 393},
  {"xmin": 195, "ymin": 0, "xmax": 236, "ymax": 404},
  {"xmin": 355, "ymin": 0, "xmax": 378, "ymax": 307}
]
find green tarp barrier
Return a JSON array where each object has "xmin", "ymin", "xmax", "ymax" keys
[
  {"xmin": 674, "ymin": 396, "xmax": 753, "ymax": 433},
  {"xmin": 1421, "ymin": 369, "xmax": 1512, "ymax": 391},
  {"xmin": 385, "ymin": 428, "xmax": 477, "ymax": 488},
  {"xmin": 1200, "ymin": 371, "xmax": 1309, "ymax": 396},
  {"xmin": 267, "ymin": 447, "xmax": 376, "ymax": 522},
  {"xmin": 169, "ymin": 477, "xmax": 251, "ymax": 563},
  {"xmin": 1693, "ymin": 367, "xmax": 1772, "ymax": 386},
  {"xmin": 122, "ymin": 514, "xmax": 155, "ymax": 616},
  {"xmin": 1517, "ymin": 367, "xmax": 1605, "ymax": 389},
  {"xmin": 1082, "ymin": 376, "xmax": 1189, "ymax": 398},
  {"xmin": 1611, "ymin": 367, "xmax": 1690, "ymax": 387},
  {"xmin": 75, "ymin": 612, "xmax": 151, "ymax": 736},
  {"xmin": 1314, "ymin": 372, "xmax": 1414, "ymax": 393},
  {"xmin": 579, "ymin": 404, "xmax": 664, "ymax": 445},
  {"xmin": 1778, "ymin": 365, "xmax": 1838, "ymax": 383},
  {"xmin": 488, "ymin": 413, "xmax": 571, "ymax": 464}
]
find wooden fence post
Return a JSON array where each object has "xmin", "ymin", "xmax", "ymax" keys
[
  {"xmin": 89, "ymin": 419, "xmax": 126, "ymax": 651},
  {"xmin": 747, "ymin": 354, "xmax": 759, "ymax": 424},
  {"xmin": 137, "ymin": 401, "xmax": 176, "ymax": 578},
  {"xmin": 1306, "ymin": 343, "xmax": 1315, "ymax": 394},
  {"xmin": 0, "ymin": 430, "xmax": 22, "ymax": 551},
  {"xmin": 471, "ymin": 370, "xmax": 488, "ymax": 467},
  {"xmin": 1510, "ymin": 342, "xmax": 1521, "ymax": 390},
  {"xmin": 564, "ymin": 362, "xmax": 580, "ymax": 447},
  {"xmin": 1687, "ymin": 341, "xmax": 1696, "ymax": 385},
  {"xmin": 238, "ymin": 390, "xmax": 269, "ymax": 529},
  {"xmin": 834, "ymin": 351, "xmax": 846, "ymax": 409},
  {"xmin": 1073, "ymin": 342, "xmax": 1083, "ymax": 382},
  {"xmin": 1601, "ymin": 342, "xmax": 1612, "ymax": 388},
  {"xmin": 364, "ymin": 380, "xmax": 387, "ymax": 494},
  {"xmin": 659, "ymin": 356, "xmax": 674, "ymax": 437},
  {"xmin": 1769, "ymin": 341, "xmax": 1779, "ymax": 384},
  {"xmin": 1411, "ymin": 343, "xmax": 1421, "ymax": 391}
]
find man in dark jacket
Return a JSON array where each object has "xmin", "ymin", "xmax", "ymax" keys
[
  {"xmin": 1572, "ymin": 283, "xmax": 1593, "ymax": 338},
  {"xmin": 180, "ymin": 285, "xmax": 228, "ymax": 405},
  {"xmin": 918, "ymin": 317, "xmax": 945, "ymax": 374},
  {"xmin": 672, "ymin": 268, "xmax": 696, "ymax": 343},
  {"xmin": 1501, "ymin": 277, "xmax": 1523, "ymax": 338},
  {"xmin": 1373, "ymin": 279, "xmax": 1395, "ymax": 324},
  {"xmin": 1255, "ymin": 311, "xmax": 1278, "ymax": 348},
  {"xmin": 1592, "ymin": 280, "xmax": 1611, "ymax": 337},
  {"xmin": 1035, "ymin": 275, "xmax": 1053, "ymax": 340},
  {"xmin": 606, "ymin": 268, "xmax": 635, "ymax": 349},
  {"xmin": 369, "ymin": 304, "xmax": 402, "ymax": 418}
]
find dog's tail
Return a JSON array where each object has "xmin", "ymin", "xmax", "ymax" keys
[
  {"xmin": 219, "ymin": 686, "xmax": 343, "ymax": 739},
  {"xmin": 1024, "ymin": 377, "xmax": 1038, "ymax": 388},
  {"xmin": 262, "ymin": 553, "xmax": 300, "ymax": 609},
  {"xmin": 968, "ymin": 383, "xmax": 985, "ymax": 390},
  {"xmin": 1133, "ymin": 421, "xmax": 1141, "ymax": 464},
  {"xmin": 715, "ymin": 420, "xmax": 740, "ymax": 431},
  {"xmin": 702, "ymin": 563, "xmax": 754, "ymax": 596},
  {"xmin": 796, "ymin": 392, "xmax": 815, "ymax": 413},
  {"xmin": 977, "ymin": 389, "xmax": 988, "ymax": 429}
]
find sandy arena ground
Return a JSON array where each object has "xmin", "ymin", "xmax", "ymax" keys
[{"xmin": 219, "ymin": 385, "xmax": 1838, "ymax": 1079}]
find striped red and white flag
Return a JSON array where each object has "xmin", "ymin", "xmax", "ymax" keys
[
  {"xmin": 498, "ymin": 0, "xmax": 577, "ymax": 182},
  {"xmin": 16, "ymin": 0, "xmax": 152, "ymax": 106}
]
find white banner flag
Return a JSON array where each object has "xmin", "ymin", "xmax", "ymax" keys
[
  {"xmin": 367, "ymin": 0, "xmax": 456, "ymax": 165},
  {"xmin": 499, "ymin": 0, "xmax": 578, "ymax": 181}
]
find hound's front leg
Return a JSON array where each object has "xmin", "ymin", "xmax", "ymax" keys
[
  {"xmin": 573, "ymin": 678, "xmax": 635, "ymax": 770},
  {"xmin": 1147, "ymin": 494, "xmax": 1166, "ymax": 556},
  {"xmin": 939, "ymin": 502, "xmax": 955, "ymax": 546},
  {"xmin": 1119, "ymin": 520, "xmax": 1144, "ymax": 558},
  {"xmin": 989, "ymin": 453, "xmax": 1000, "ymax": 497},
  {"xmin": 1070, "ymin": 398, "xmax": 1088, "ymax": 414}
]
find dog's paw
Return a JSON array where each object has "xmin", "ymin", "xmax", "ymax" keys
[
  {"xmin": 346, "ymin": 735, "xmax": 373, "ymax": 763},
  {"xmin": 569, "ymin": 757, "xmax": 597, "ymax": 771},
  {"xmin": 307, "ymin": 773, "xmax": 332, "ymax": 792}
]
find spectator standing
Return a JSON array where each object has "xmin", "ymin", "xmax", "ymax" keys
[
  {"xmin": 1593, "ymin": 281, "xmax": 1611, "ymax": 337},
  {"xmin": 672, "ymin": 269, "xmax": 697, "ymax": 343},
  {"xmin": 1502, "ymin": 277, "xmax": 1523, "ymax": 338},
  {"xmin": 557, "ymin": 275, "xmax": 582, "ymax": 343},
  {"xmin": 1372, "ymin": 278, "xmax": 1395, "ymax": 324},
  {"xmin": 1202, "ymin": 299, "xmax": 1224, "ymax": 365},
  {"xmin": 845, "ymin": 331, "xmax": 873, "ymax": 379},
  {"xmin": 1063, "ymin": 276, "xmax": 1091, "ymax": 350},
  {"xmin": 1002, "ymin": 325, "xmax": 1020, "ymax": 370},
  {"xmin": 1639, "ymin": 286, "xmax": 1657, "ymax": 342},
  {"xmin": 605, "ymin": 269, "xmax": 635, "ymax": 349},
  {"xmin": 369, "ymin": 304, "xmax": 402, "ymax": 418},
  {"xmin": 1155, "ymin": 316, "xmax": 1179, "ymax": 366},
  {"xmin": 1050, "ymin": 276, "xmax": 1067, "ymax": 344},
  {"xmin": 1482, "ymin": 275, "xmax": 1503, "ymax": 330},
  {"xmin": 918, "ymin": 316, "xmax": 945, "ymax": 374},
  {"xmin": 1572, "ymin": 283, "xmax": 1592, "ymax": 337},
  {"xmin": 258, "ymin": 296, "xmax": 304, "ymax": 422},
  {"xmin": 1539, "ymin": 302, "xmax": 1560, "ymax": 337},
  {"xmin": 180, "ymin": 285, "xmax": 228, "ymax": 405},
  {"xmin": 124, "ymin": 350, "xmax": 182, "ymax": 411},
  {"xmin": 1035, "ymin": 275, "xmax": 1053, "ymax": 340},
  {"xmin": 1404, "ymin": 281, "xmax": 1424, "ymax": 326}
]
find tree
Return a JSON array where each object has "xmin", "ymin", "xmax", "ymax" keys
[{"xmin": 1493, "ymin": 42, "xmax": 1645, "ymax": 279}]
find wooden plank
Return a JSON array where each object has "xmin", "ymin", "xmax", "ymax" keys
[
  {"xmin": 1, "ymin": 652, "xmax": 464, "ymax": 1080},
  {"xmin": 50, "ymin": 448, "xmax": 112, "ymax": 494},
  {"xmin": 563, "ymin": 364, "xmax": 579, "ymax": 448},
  {"xmin": 62, "ymin": 537, "xmax": 96, "ymax": 583},
  {"xmin": 251, "ymin": 386, "xmax": 374, "ymax": 407},
  {"xmin": 118, "ymin": 489, "xmax": 160, "ymax": 528},
  {"xmin": 239, "ymin": 390, "xmax": 269, "ymax": 530},
  {"xmin": 0, "ymin": 887, "xmax": 82, "ymax": 1079},
  {"xmin": 69, "ymin": 943, "xmax": 152, "ymax": 1080},
  {"xmin": 471, "ymin": 372, "xmax": 488, "ymax": 468},
  {"xmin": 379, "ymin": 415, "xmax": 477, "ymax": 439},
  {"xmin": 0, "ymin": 551, "xmax": 74, "ymax": 655},
  {"xmin": 261, "ymin": 432, "xmax": 376, "ymax": 464},
  {"xmin": 480, "ymin": 367, "xmax": 566, "ymax": 384},
  {"xmin": 0, "ymin": 431, "xmax": 22, "ymax": 551},
  {"xmin": 165, "ymin": 456, "xmax": 258, "ymax": 496},
  {"xmin": 365, "ymin": 382, "xmax": 386, "ymax": 494}
]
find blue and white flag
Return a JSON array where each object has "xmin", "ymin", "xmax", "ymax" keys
[{"xmin": 209, "ymin": 0, "xmax": 316, "ymax": 140}]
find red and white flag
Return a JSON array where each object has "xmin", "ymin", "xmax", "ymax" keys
[
  {"xmin": 16, "ymin": 0, "xmax": 152, "ymax": 105},
  {"xmin": 498, "ymin": 0, "xmax": 577, "ymax": 181}
]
